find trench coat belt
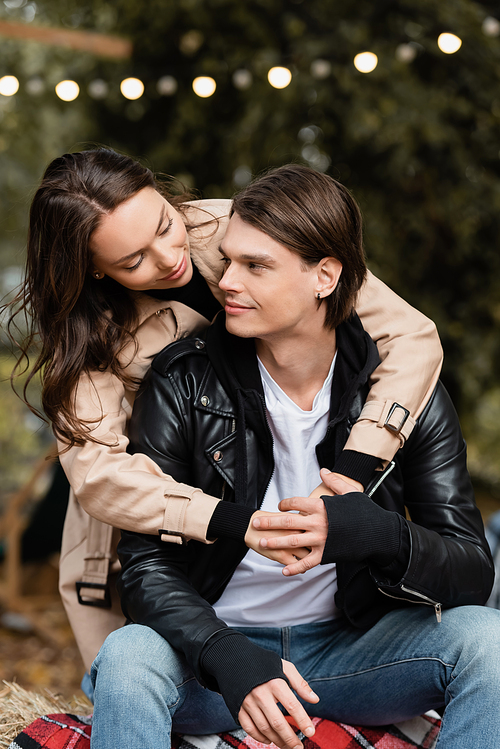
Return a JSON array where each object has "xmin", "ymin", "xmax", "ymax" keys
[{"xmin": 75, "ymin": 515, "xmax": 114, "ymax": 608}]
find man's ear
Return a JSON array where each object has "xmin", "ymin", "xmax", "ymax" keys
[{"xmin": 315, "ymin": 257, "xmax": 342, "ymax": 298}]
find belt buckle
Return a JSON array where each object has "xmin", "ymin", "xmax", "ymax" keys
[
  {"xmin": 384, "ymin": 402, "xmax": 410, "ymax": 433},
  {"xmin": 76, "ymin": 581, "xmax": 112, "ymax": 608}
]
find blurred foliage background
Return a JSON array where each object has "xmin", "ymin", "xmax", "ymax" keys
[
  {"xmin": 0, "ymin": 0, "xmax": 499, "ymax": 699},
  {"xmin": 0, "ymin": 0, "xmax": 499, "ymax": 509}
]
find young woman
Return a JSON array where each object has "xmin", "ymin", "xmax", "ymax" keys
[{"xmin": 6, "ymin": 148, "xmax": 442, "ymax": 674}]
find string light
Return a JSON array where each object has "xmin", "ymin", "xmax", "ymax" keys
[
  {"xmin": 157, "ymin": 76, "xmax": 178, "ymax": 96},
  {"xmin": 0, "ymin": 75, "xmax": 19, "ymax": 96},
  {"xmin": 353, "ymin": 52, "xmax": 378, "ymax": 73},
  {"xmin": 437, "ymin": 33, "xmax": 462, "ymax": 54},
  {"xmin": 268, "ymin": 66, "xmax": 292, "ymax": 89},
  {"xmin": 120, "ymin": 77, "xmax": 144, "ymax": 100},
  {"xmin": 395, "ymin": 43, "xmax": 417, "ymax": 63},
  {"xmin": 88, "ymin": 79, "xmax": 109, "ymax": 100},
  {"xmin": 232, "ymin": 69, "xmax": 253, "ymax": 90},
  {"xmin": 310, "ymin": 59, "xmax": 331, "ymax": 79},
  {"xmin": 482, "ymin": 17, "xmax": 500, "ymax": 37},
  {"xmin": 55, "ymin": 80, "xmax": 79, "ymax": 101},
  {"xmin": 4, "ymin": 26, "xmax": 493, "ymax": 107},
  {"xmin": 25, "ymin": 77, "xmax": 44, "ymax": 95},
  {"xmin": 192, "ymin": 76, "xmax": 216, "ymax": 97}
]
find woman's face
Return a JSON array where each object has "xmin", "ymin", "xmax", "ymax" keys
[{"xmin": 90, "ymin": 187, "xmax": 193, "ymax": 291}]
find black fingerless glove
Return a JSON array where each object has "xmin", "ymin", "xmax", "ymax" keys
[
  {"xmin": 201, "ymin": 632, "xmax": 288, "ymax": 723},
  {"xmin": 320, "ymin": 493, "xmax": 405, "ymax": 567}
]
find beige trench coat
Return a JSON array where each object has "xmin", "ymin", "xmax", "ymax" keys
[{"xmin": 58, "ymin": 199, "xmax": 443, "ymax": 672}]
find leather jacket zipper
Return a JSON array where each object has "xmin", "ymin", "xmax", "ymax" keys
[
  {"xmin": 378, "ymin": 585, "xmax": 442, "ymax": 622},
  {"xmin": 221, "ymin": 419, "xmax": 237, "ymax": 501},
  {"xmin": 258, "ymin": 393, "xmax": 276, "ymax": 507}
]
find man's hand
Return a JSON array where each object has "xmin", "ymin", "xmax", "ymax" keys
[
  {"xmin": 245, "ymin": 510, "xmax": 310, "ymax": 565},
  {"xmin": 238, "ymin": 660, "xmax": 319, "ymax": 749},
  {"xmin": 252, "ymin": 497, "xmax": 328, "ymax": 577}
]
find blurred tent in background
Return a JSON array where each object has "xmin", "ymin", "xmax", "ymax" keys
[{"xmin": 0, "ymin": 0, "xmax": 499, "ymax": 508}]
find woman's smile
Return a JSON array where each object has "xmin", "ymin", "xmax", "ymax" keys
[{"xmin": 90, "ymin": 187, "xmax": 193, "ymax": 291}]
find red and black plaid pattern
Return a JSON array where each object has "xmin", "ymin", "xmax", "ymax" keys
[
  {"xmin": 9, "ymin": 713, "xmax": 440, "ymax": 749},
  {"xmin": 172, "ymin": 715, "xmax": 440, "ymax": 749},
  {"xmin": 8, "ymin": 713, "xmax": 92, "ymax": 749}
]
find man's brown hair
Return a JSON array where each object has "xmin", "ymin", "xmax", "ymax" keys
[{"xmin": 231, "ymin": 164, "xmax": 367, "ymax": 329}]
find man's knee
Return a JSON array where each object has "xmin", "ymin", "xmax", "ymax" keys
[
  {"xmin": 442, "ymin": 605, "xmax": 500, "ymax": 670},
  {"xmin": 95, "ymin": 623, "xmax": 166, "ymax": 664},
  {"xmin": 91, "ymin": 623, "xmax": 189, "ymax": 691},
  {"xmin": 443, "ymin": 605, "xmax": 500, "ymax": 637}
]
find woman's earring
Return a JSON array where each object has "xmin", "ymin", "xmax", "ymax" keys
[
  {"xmin": 94, "ymin": 271, "xmax": 103, "ymax": 279},
  {"xmin": 316, "ymin": 292, "xmax": 321, "ymax": 300}
]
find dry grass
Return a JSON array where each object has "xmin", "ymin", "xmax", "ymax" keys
[{"xmin": 0, "ymin": 681, "xmax": 92, "ymax": 747}]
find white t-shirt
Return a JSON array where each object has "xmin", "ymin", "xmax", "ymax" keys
[{"xmin": 213, "ymin": 354, "xmax": 340, "ymax": 628}]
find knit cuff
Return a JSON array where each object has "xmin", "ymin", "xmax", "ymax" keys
[
  {"xmin": 320, "ymin": 493, "xmax": 402, "ymax": 566},
  {"xmin": 370, "ymin": 518, "xmax": 411, "ymax": 584},
  {"xmin": 207, "ymin": 502, "xmax": 256, "ymax": 541},
  {"xmin": 331, "ymin": 450, "xmax": 381, "ymax": 490},
  {"xmin": 201, "ymin": 633, "xmax": 287, "ymax": 722}
]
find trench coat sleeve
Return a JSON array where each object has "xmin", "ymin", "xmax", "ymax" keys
[
  {"xmin": 348, "ymin": 270, "xmax": 443, "ymax": 463},
  {"xmin": 58, "ymin": 303, "xmax": 221, "ymax": 543}
]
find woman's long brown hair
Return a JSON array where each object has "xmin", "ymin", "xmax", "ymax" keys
[{"xmin": 4, "ymin": 148, "xmax": 194, "ymax": 448}]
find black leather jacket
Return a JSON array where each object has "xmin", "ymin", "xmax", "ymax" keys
[{"xmin": 120, "ymin": 313, "xmax": 493, "ymax": 718}]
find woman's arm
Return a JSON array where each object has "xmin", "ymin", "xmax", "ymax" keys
[
  {"xmin": 59, "ymin": 200, "xmax": 232, "ymax": 545},
  {"xmin": 331, "ymin": 270, "xmax": 443, "ymax": 487},
  {"xmin": 59, "ymin": 299, "xmax": 223, "ymax": 544},
  {"xmin": 59, "ymin": 366, "xmax": 221, "ymax": 544}
]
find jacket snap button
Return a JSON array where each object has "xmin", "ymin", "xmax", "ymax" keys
[
  {"xmin": 195, "ymin": 340, "xmax": 205, "ymax": 349},
  {"xmin": 155, "ymin": 309, "xmax": 163, "ymax": 316},
  {"xmin": 201, "ymin": 395, "xmax": 210, "ymax": 406},
  {"xmin": 213, "ymin": 451, "xmax": 223, "ymax": 462}
]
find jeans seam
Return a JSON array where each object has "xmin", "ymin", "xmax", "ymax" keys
[
  {"xmin": 176, "ymin": 676, "xmax": 197, "ymax": 690},
  {"xmin": 307, "ymin": 656, "xmax": 455, "ymax": 682},
  {"xmin": 168, "ymin": 676, "xmax": 197, "ymax": 711},
  {"xmin": 282, "ymin": 627, "xmax": 291, "ymax": 662}
]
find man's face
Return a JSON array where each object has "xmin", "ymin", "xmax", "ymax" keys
[{"xmin": 219, "ymin": 213, "xmax": 328, "ymax": 342}]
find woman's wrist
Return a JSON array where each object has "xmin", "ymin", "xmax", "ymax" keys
[
  {"xmin": 207, "ymin": 502, "xmax": 255, "ymax": 541},
  {"xmin": 332, "ymin": 449, "xmax": 380, "ymax": 489}
]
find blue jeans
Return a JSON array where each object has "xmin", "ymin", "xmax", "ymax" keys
[{"xmin": 90, "ymin": 605, "xmax": 500, "ymax": 748}]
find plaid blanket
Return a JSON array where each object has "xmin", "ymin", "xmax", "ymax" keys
[{"xmin": 9, "ymin": 713, "xmax": 440, "ymax": 749}]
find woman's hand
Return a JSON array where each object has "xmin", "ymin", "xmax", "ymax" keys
[
  {"xmin": 244, "ymin": 510, "xmax": 310, "ymax": 566},
  {"xmin": 310, "ymin": 469, "xmax": 364, "ymax": 496}
]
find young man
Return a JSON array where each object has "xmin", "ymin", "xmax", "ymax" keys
[{"xmin": 90, "ymin": 165, "xmax": 498, "ymax": 749}]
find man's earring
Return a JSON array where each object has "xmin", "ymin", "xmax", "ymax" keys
[{"xmin": 94, "ymin": 271, "xmax": 103, "ymax": 279}]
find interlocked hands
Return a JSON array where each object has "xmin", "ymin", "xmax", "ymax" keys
[{"xmin": 244, "ymin": 469, "xmax": 362, "ymax": 575}]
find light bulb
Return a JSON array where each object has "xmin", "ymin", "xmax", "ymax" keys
[
  {"xmin": 353, "ymin": 52, "xmax": 378, "ymax": 73},
  {"xmin": 55, "ymin": 80, "xmax": 79, "ymax": 101},
  {"xmin": 268, "ymin": 67, "xmax": 292, "ymax": 89},
  {"xmin": 120, "ymin": 78, "xmax": 144, "ymax": 100},
  {"xmin": 192, "ymin": 76, "xmax": 216, "ymax": 97}
]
